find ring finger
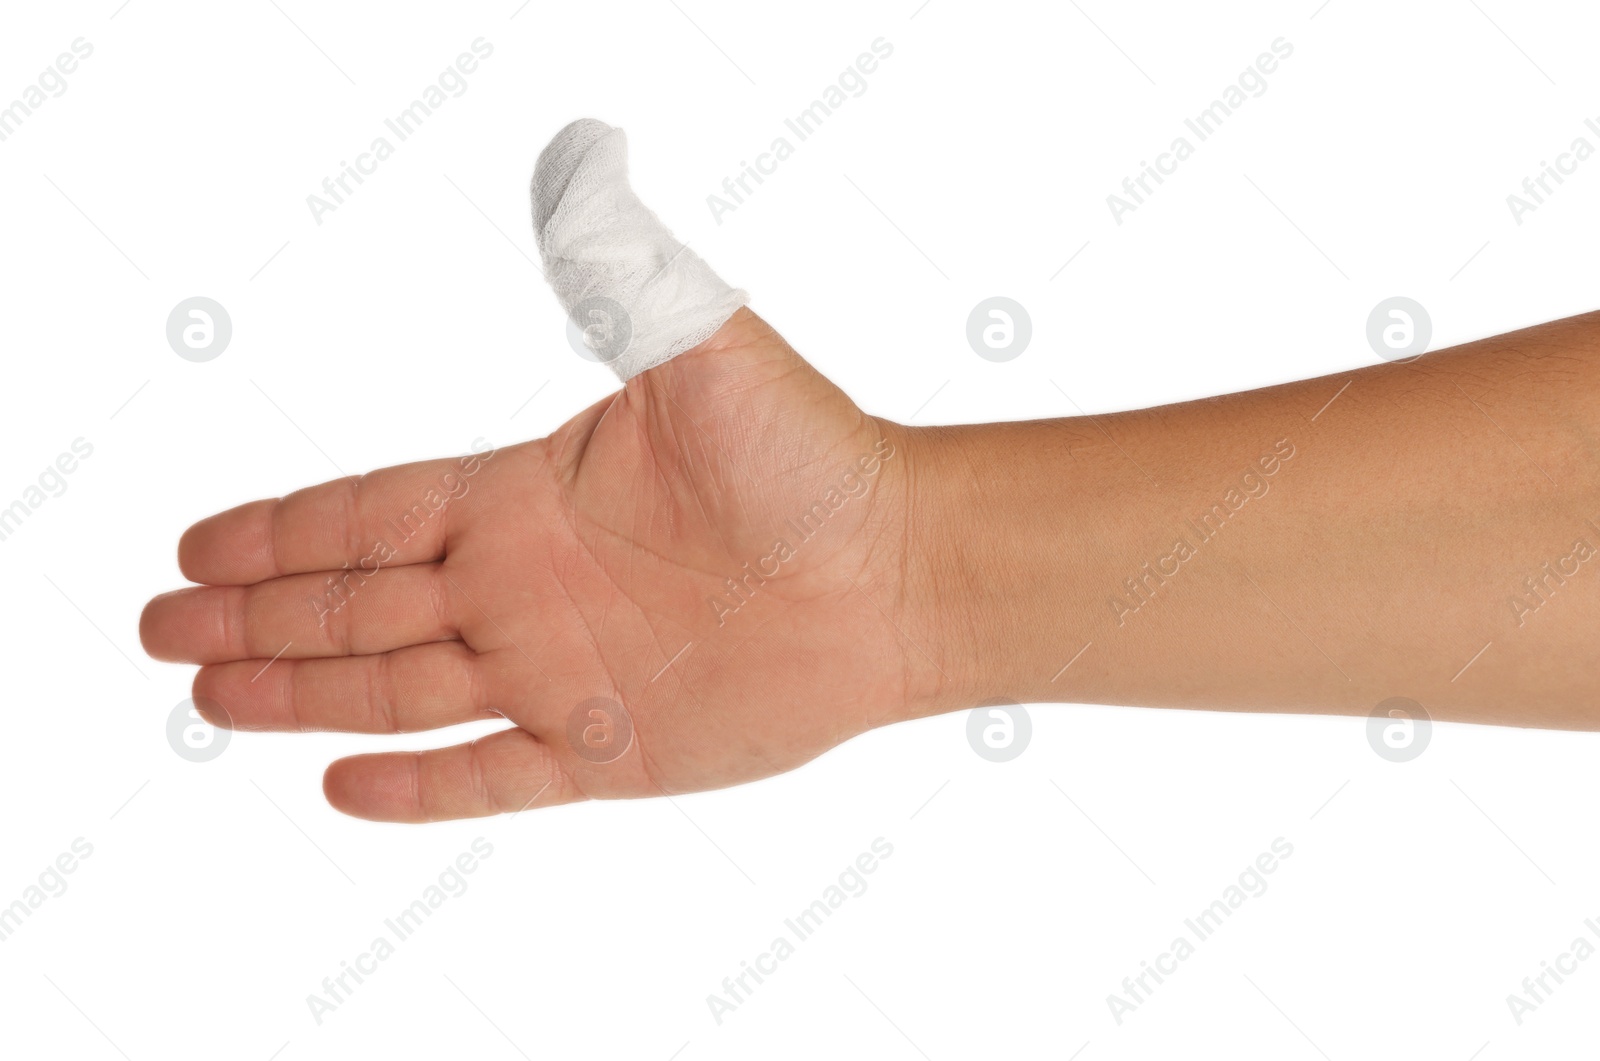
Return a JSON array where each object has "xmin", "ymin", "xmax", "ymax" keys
[{"xmin": 192, "ymin": 641, "xmax": 494, "ymax": 733}]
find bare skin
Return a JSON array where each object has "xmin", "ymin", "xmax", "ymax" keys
[{"xmin": 141, "ymin": 305, "xmax": 1600, "ymax": 821}]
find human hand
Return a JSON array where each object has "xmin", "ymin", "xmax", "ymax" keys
[{"xmin": 140, "ymin": 308, "xmax": 960, "ymax": 821}]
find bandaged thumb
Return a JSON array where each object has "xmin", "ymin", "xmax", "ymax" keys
[{"xmin": 531, "ymin": 118, "xmax": 747, "ymax": 381}]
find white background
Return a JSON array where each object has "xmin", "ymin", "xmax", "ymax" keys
[{"xmin": 2, "ymin": 0, "xmax": 1597, "ymax": 1057}]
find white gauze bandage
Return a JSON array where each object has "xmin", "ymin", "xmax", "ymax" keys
[{"xmin": 532, "ymin": 119, "xmax": 747, "ymax": 381}]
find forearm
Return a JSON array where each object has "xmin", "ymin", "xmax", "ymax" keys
[{"xmin": 906, "ymin": 310, "xmax": 1600, "ymax": 728}]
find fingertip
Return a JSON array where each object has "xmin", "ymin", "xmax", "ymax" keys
[
  {"xmin": 323, "ymin": 753, "xmax": 419, "ymax": 822},
  {"xmin": 178, "ymin": 500, "xmax": 275, "ymax": 585},
  {"xmin": 321, "ymin": 758, "xmax": 361, "ymax": 818},
  {"xmin": 321, "ymin": 759, "xmax": 348, "ymax": 813},
  {"xmin": 138, "ymin": 597, "xmax": 159, "ymax": 659},
  {"xmin": 137, "ymin": 587, "xmax": 230, "ymax": 664},
  {"xmin": 190, "ymin": 668, "xmax": 236, "ymax": 729},
  {"xmin": 175, "ymin": 518, "xmax": 208, "ymax": 582},
  {"xmin": 138, "ymin": 590, "xmax": 184, "ymax": 662}
]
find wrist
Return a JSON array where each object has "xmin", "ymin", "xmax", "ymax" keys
[
  {"xmin": 890, "ymin": 420, "xmax": 1091, "ymax": 719},
  {"xmin": 883, "ymin": 422, "xmax": 1043, "ymax": 723}
]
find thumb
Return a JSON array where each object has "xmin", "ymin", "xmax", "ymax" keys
[{"xmin": 532, "ymin": 118, "xmax": 748, "ymax": 381}]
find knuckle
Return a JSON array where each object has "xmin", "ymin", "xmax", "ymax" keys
[
  {"xmin": 408, "ymin": 752, "xmax": 432, "ymax": 821},
  {"xmin": 285, "ymin": 660, "xmax": 307, "ymax": 732},
  {"xmin": 226, "ymin": 585, "xmax": 249, "ymax": 657},
  {"xmin": 319, "ymin": 581, "xmax": 355, "ymax": 655},
  {"xmin": 466, "ymin": 740, "xmax": 498, "ymax": 814},
  {"xmin": 266, "ymin": 497, "xmax": 288, "ymax": 579},
  {"xmin": 341, "ymin": 475, "xmax": 368, "ymax": 564},
  {"xmin": 371, "ymin": 652, "xmax": 400, "ymax": 733},
  {"xmin": 426, "ymin": 565, "xmax": 456, "ymax": 636},
  {"xmin": 460, "ymin": 648, "xmax": 488, "ymax": 718}
]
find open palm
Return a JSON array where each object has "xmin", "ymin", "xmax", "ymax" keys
[{"xmin": 141, "ymin": 309, "xmax": 942, "ymax": 821}]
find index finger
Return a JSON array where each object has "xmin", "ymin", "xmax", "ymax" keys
[{"xmin": 178, "ymin": 451, "xmax": 492, "ymax": 585}]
